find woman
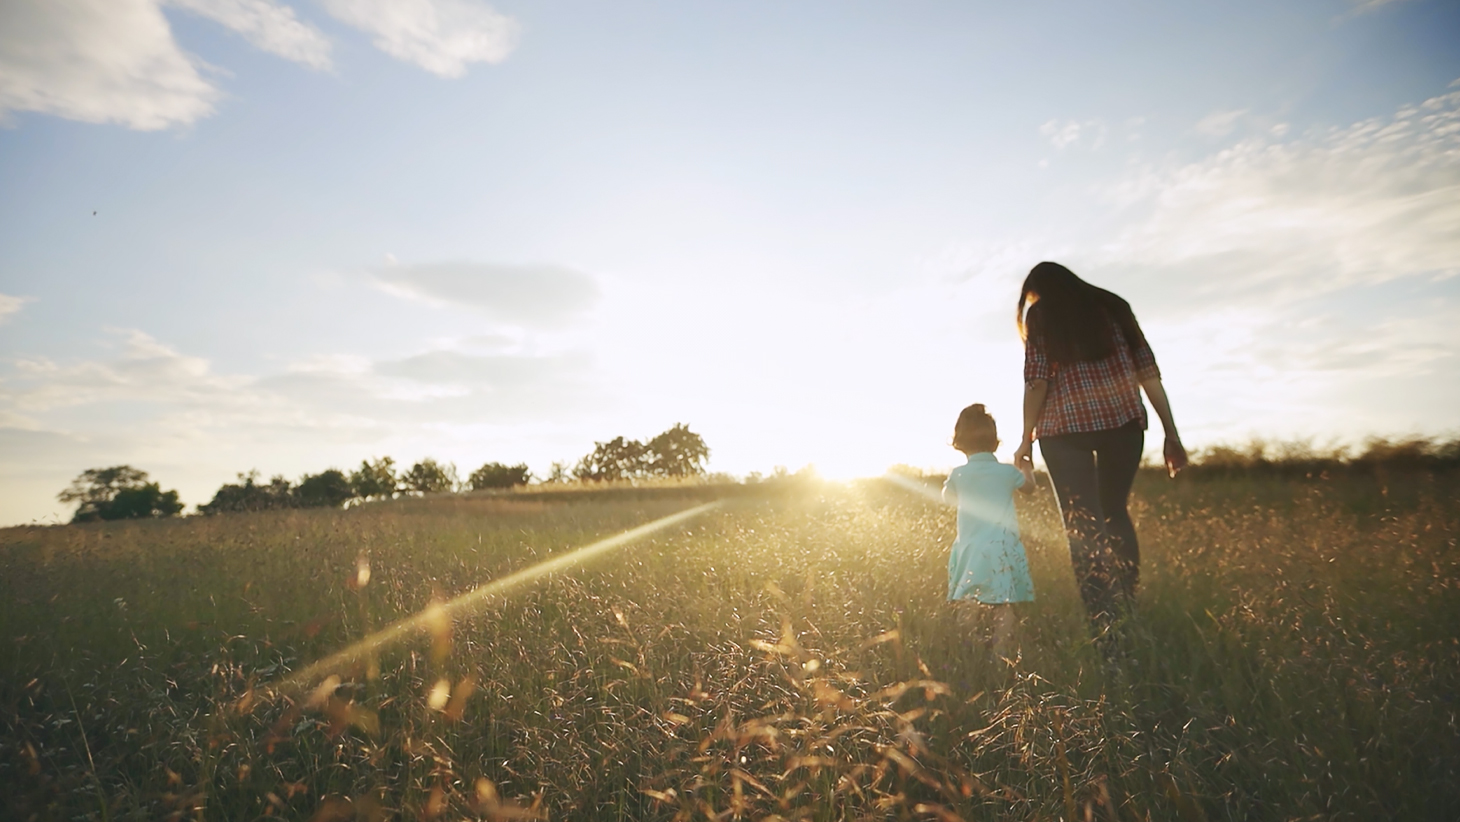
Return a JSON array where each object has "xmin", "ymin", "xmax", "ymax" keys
[{"xmin": 1010, "ymin": 262, "xmax": 1186, "ymax": 635}]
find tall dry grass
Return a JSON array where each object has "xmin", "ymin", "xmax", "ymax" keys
[{"xmin": 1, "ymin": 473, "xmax": 1456, "ymax": 820}]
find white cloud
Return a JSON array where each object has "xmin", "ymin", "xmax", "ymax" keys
[
  {"xmin": 1097, "ymin": 88, "xmax": 1460, "ymax": 303},
  {"xmin": 1039, "ymin": 118, "xmax": 1106, "ymax": 150},
  {"xmin": 371, "ymin": 262, "xmax": 600, "ymax": 325},
  {"xmin": 0, "ymin": 0, "xmax": 217, "ymax": 130},
  {"xmin": 320, "ymin": 0, "xmax": 518, "ymax": 77},
  {"xmin": 0, "ymin": 293, "xmax": 34, "ymax": 324},
  {"xmin": 168, "ymin": 0, "xmax": 333, "ymax": 70},
  {"xmin": 1194, "ymin": 108, "xmax": 1247, "ymax": 137}
]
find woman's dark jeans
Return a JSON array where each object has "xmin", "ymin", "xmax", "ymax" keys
[{"xmin": 1039, "ymin": 419, "xmax": 1144, "ymax": 631}]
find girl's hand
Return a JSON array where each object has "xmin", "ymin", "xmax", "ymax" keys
[{"xmin": 1164, "ymin": 436, "xmax": 1188, "ymax": 478}]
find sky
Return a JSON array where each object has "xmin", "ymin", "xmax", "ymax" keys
[{"xmin": 1, "ymin": 0, "xmax": 1458, "ymax": 525}]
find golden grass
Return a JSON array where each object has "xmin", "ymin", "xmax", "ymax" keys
[{"xmin": 1, "ymin": 473, "xmax": 1457, "ymax": 820}]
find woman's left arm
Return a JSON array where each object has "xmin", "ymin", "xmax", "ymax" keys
[{"xmin": 1141, "ymin": 377, "xmax": 1188, "ymax": 477}]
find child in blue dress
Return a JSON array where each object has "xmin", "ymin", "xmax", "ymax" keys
[{"xmin": 943, "ymin": 403, "xmax": 1035, "ymax": 655}]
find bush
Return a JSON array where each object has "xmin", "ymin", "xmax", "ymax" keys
[
  {"xmin": 468, "ymin": 462, "xmax": 531, "ymax": 490},
  {"xmin": 350, "ymin": 457, "xmax": 399, "ymax": 499},
  {"xmin": 403, "ymin": 458, "xmax": 458, "ymax": 494},
  {"xmin": 199, "ymin": 472, "xmax": 295, "ymax": 514},
  {"xmin": 295, "ymin": 470, "xmax": 356, "ymax": 508}
]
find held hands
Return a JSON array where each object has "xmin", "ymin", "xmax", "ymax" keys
[
  {"xmin": 1012, "ymin": 438, "xmax": 1034, "ymax": 470},
  {"xmin": 1164, "ymin": 435, "xmax": 1188, "ymax": 478}
]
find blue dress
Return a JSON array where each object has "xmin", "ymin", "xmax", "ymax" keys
[{"xmin": 942, "ymin": 453, "xmax": 1035, "ymax": 604}]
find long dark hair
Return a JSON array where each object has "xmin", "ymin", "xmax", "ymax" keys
[{"xmin": 1016, "ymin": 262, "xmax": 1144, "ymax": 364}]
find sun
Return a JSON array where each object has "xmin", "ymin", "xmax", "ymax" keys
[{"xmin": 805, "ymin": 454, "xmax": 901, "ymax": 482}]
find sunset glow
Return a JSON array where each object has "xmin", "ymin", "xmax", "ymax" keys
[{"xmin": 2, "ymin": 1, "xmax": 1457, "ymax": 524}]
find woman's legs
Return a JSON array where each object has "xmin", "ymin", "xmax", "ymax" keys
[
  {"xmin": 1094, "ymin": 422, "xmax": 1144, "ymax": 598},
  {"xmin": 1039, "ymin": 434, "xmax": 1122, "ymax": 625},
  {"xmin": 1040, "ymin": 420, "xmax": 1145, "ymax": 630}
]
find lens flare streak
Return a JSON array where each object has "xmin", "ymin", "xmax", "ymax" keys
[
  {"xmin": 884, "ymin": 472, "xmax": 1014, "ymax": 525},
  {"xmin": 279, "ymin": 500, "xmax": 723, "ymax": 691}
]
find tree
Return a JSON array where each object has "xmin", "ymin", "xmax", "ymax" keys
[
  {"xmin": 546, "ymin": 461, "xmax": 570, "ymax": 483},
  {"xmin": 468, "ymin": 462, "xmax": 531, "ymax": 490},
  {"xmin": 58, "ymin": 466, "xmax": 183, "ymax": 522},
  {"xmin": 199, "ymin": 471, "xmax": 295, "ymax": 514},
  {"xmin": 350, "ymin": 457, "xmax": 399, "ymax": 499},
  {"xmin": 571, "ymin": 425, "xmax": 711, "ymax": 482},
  {"xmin": 295, "ymin": 469, "xmax": 356, "ymax": 508},
  {"xmin": 404, "ymin": 458, "xmax": 458, "ymax": 494},
  {"xmin": 646, "ymin": 423, "xmax": 710, "ymax": 476},
  {"xmin": 574, "ymin": 436, "xmax": 650, "ymax": 482}
]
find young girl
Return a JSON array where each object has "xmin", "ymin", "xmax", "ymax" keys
[{"xmin": 943, "ymin": 403, "xmax": 1036, "ymax": 656}]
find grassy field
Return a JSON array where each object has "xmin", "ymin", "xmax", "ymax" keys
[{"xmin": 1, "ymin": 472, "xmax": 1457, "ymax": 821}]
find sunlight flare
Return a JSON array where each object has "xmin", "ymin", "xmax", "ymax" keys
[{"xmin": 277, "ymin": 500, "xmax": 723, "ymax": 692}]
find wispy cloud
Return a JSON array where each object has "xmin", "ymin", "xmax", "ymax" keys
[
  {"xmin": 0, "ymin": 293, "xmax": 34, "ymax": 325},
  {"xmin": 169, "ymin": 0, "xmax": 333, "ymax": 70},
  {"xmin": 319, "ymin": 0, "xmax": 518, "ymax": 78},
  {"xmin": 1039, "ymin": 118, "xmax": 1107, "ymax": 150},
  {"xmin": 1098, "ymin": 88, "xmax": 1460, "ymax": 304},
  {"xmin": 371, "ymin": 262, "xmax": 600, "ymax": 326},
  {"xmin": 1193, "ymin": 108, "xmax": 1247, "ymax": 137}
]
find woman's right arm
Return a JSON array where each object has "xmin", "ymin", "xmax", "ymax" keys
[
  {"xmin": 1141, "ymin": 377, "xmax": 1188, "ymax": 477},
  {"xmin": 1012, "ymin": 378, "xmax": 1048, "ymax": 468}
]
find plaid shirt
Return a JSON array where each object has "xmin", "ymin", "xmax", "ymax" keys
[{"xmin": 1023, "ymin": 318, "xmax": 1161, "ymax": 438}]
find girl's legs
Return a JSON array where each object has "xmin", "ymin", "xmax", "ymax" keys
[
  {"xmin": 953, "ymin": 602, "xmax": 1017, "ymax": 659},
  {"xmin": 988, "ymin": 604, "xmax": 1017, "ymax": 658}
]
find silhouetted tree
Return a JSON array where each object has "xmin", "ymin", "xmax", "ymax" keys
[
  {"xmin": 295, "ymin": 469, "xmax": 356, "ymax": 508},
  {"xmin": 350, "ymin": 457, "xmax": 399, "ymax": 499},
  {"xmin": 646, "ymin": 423, "xmax": 710, "ymax": 476},
  {"xmin": 468, "ymin": 462, "xmax": 531, "ymax": 490},
  {"xmin": 404, "ymin": 458, "xmax": 458, "ymax": 494},
  {"xmin": 573, "ymin": 425, "xmax": 711, "ymax": 481},
  {"xmin": 199, "ymin": 471, "xmax": 295, "ymax": 514},
  {"xmin": 58, "ymin": 466, "xmax": 183, "ymax": 522},
  {"xmin": 574, "ymin": 436, "xmax": 650, "ymax": 482},
  {"xmin": 546, "ymin": 461, "xmax": 570, "ymax": 483}
]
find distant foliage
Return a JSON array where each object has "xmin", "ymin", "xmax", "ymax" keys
[
  {"xmin": 58, "ymin": 466, "xmax": 183, "ymax": 522},
  {"xmin": 1186, "ymin": 436, "xmax": 1460, "ymax": 479},
  {"xmin": 574, "ymin": 424, "xmax": 710, "ymax": 482},
  {"xmin": 404, "ymin": 458, "xmax": 459, "ymax": 494},
  {"xmin": 199, "ymin": 471, "xmax": 296, "ymax": 515},
  {"xmin": 574, "ymin": 436, "xmax": 651, "ymax": 482},
  {"xmin": 295, "ymin": 469, "xmax": 355, "ymax": 508},
  {"xmin": 350, "ymin": 457, "xmax": 399, "ymax": 499},
  {"xmin": 646, "ymin": 423, "xmax": 711, "ymax": 476},
  {"xmin": 469, "ymin": 462, "xmax": 532, "ymax": 490}
]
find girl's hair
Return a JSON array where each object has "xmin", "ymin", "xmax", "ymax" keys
[
  {"xmin": 1016, "ymin": 261, "xmax": 1145, "ymax": 365},
  {"xmin": 953, "ymin": 404, "xmax": 999, "ymax": 454}
]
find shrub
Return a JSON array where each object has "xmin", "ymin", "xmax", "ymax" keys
[
  {"xmin": 403, "ymin": 458, "xmax": 458, "ymax": 494},
  {"xmin": 295, "ymin": 469, "xmax": 356, "ymax": 508},
  {"xmin": 350, "ymin": 457, "xmax": 399, "ymax": 499},
  {"xmin": 199, "ymin": 471, "xmax": 295, "ymax": 514},
  {"xmin": 469, "ymin": 462, "xmax": 532, "ymax": 490}
]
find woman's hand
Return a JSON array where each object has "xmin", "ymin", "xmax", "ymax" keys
[
  {"xmin": 1013, "ymin": 438, "xmax": 1034, "ymax": 470},
  {"xmin": 1164, "ymin": 436, "xmax": 1188, "ymax": 478}
]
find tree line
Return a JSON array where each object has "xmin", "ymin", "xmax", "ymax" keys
[{"xmin": 55, "ymin": 424, "xmax": 710, "ymax": 523}]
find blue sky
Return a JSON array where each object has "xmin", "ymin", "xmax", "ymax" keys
[{"xmin": 2, "ymin": 0, "xmax": 1458, "ymax": 524}]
